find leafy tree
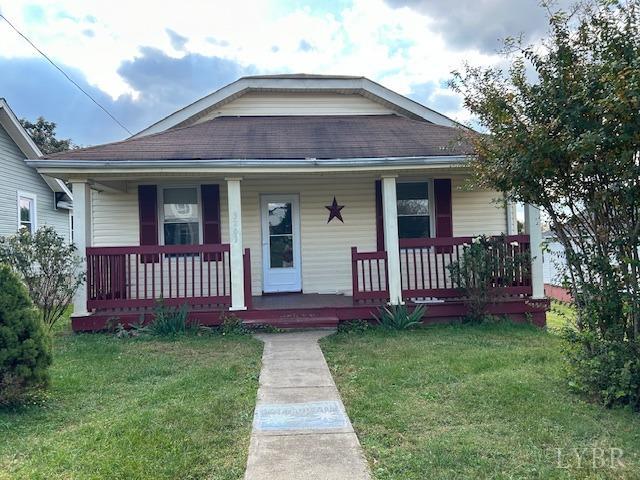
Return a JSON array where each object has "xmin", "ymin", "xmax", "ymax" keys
[
  {"xmin": 451, "ymin": 1, "xmax": 640, "ymax": 408},
  {"xmin": 0, "ymin": 264, "xmax": 52, "ymax": 406},
  {"xmin": 19, "ymin": 116, "xmax": 74, "ymax": 154},
  {"xmin": 0, "ymin": 227, "xmax": 84, "ymax": 331}
]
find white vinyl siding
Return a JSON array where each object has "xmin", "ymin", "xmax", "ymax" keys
[
  {"xmin": 91, "ymin": 188, "xmax": 138, "ymax": 246},
  {"xmin": 451, "ymin": 176, "xmax": 507, "ymax": 236},
  {"xmin": 197, "ymin": 92, "xmax": 395, "ymax": 122},
  {"xmin": 89, "ymin": 174, "xmax": 509, "ymax": 296},
  {"xmin": 0, "ymin": 124, "xmax": 70, "ymax": 241}
]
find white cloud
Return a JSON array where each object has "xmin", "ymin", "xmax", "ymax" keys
[{"xmin": 0, "ymin": 0, "xmax": 508, "ymax": 125}]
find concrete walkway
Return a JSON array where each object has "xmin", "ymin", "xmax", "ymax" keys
[{"xmin": 245, "ymin": 331, "xmax": 371, "ymax": 480}]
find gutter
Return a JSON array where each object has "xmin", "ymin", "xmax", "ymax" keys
[{"xmin": 26, "ymin": 155, "xmax": 473, "ymax": 170}]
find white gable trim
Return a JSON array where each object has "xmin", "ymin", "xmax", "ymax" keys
[
  {"xmin": 133, "ymin": 77, "xmax": 459, "ymax": 138},
  {"xmin": 0, "ymin": 98, "xmax": 42, "ymax": 159},
  {"xmin": 0, "ymin": 99, "xmax": 73, "ymax": 202}
]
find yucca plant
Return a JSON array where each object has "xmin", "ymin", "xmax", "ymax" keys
[
  {"xmin": 147, "ymin": 301, "xmax": 196, "ymax": 336},
  {"xmin": 373, "ymin": 304, "xmax": 426, "ymax": 330}
]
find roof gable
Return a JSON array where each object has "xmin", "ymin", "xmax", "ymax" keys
[
  {"xmin": 133, "ymin": 75, "xmax": 459, "ymax": 138},
  {"xmin": 0, "ymin": 99, "xmax": 72, "ymax": 200},
  {"xmin": 0, "ymin": 98, "xmax": 42, "ymax": 159}
]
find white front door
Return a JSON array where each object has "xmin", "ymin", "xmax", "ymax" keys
[{"xmin": 261, "ymin": 194, "xmax": 302, "ymax": 293}]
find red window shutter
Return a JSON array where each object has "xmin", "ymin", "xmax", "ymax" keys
[
  {"xmin": 375, "ymin": 180, "xmax": 385, "ymax": 251},
  {"xmin": 201, "ymin": 184, "xmax": 221, "ymax": 260},
  {"xmin": 138, "ymin": 185, "xmax": 159, "ymax": 262},
  {"xmin": 434, "ymin": 179, "xmax": 453, "ymax": 253}
]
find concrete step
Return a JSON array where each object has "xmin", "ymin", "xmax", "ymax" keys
[{"xmin": 243, "ymin": 315, "xmax": 339, "ymax": 329}]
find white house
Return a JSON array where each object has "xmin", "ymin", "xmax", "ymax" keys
[
  {"xmin": 0, "ymin": 98, "xmax": 72, "ymax": 241},
  {"xmin": 27, "ymin": 74, "xmax": 547, "ymax": 330}
]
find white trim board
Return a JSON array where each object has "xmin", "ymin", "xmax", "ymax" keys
[{"xmin": 133, "ymin": 76, "xmax": 462, "ymax": 138}]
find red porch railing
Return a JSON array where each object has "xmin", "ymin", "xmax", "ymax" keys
[
  {"xmin": 86, "ymin": 244, "xmax": 231, "ymax": 310},
  {"xmin": 351, "ymin": 235, "xmax": 532, "ymax": 303},
  {"xmin": 243, "ymin": 248, "xmax": 253, "ymax": 309},
  {"xmin": 399, "ymin": 235, "xmax": 532, "ymax": 300},
  {"xmin": 351, "ymin": 246, "xmax": 389, "ymax": 303}
]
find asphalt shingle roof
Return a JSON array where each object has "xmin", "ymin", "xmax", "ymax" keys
[{"xmin": 46, "ymin": 114, "xmax": 474, "ymax": 161}]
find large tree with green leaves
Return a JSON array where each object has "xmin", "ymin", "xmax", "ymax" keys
[
  {"xmin": 20, "ymin": 116, "xmax": 73, "ymax": 154},
  {"xmin": 451, "ymin": 0, "xmax": 640, "ymax": 408}
]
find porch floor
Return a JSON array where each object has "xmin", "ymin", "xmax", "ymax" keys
[{"xmin": 251, "ymin": 293, "xmax": 354, "ymax": 310}]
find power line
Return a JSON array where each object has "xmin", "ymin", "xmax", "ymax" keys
[{"xmin": 0, "ymin": 13, "xmax": 133, "ymax": 136}]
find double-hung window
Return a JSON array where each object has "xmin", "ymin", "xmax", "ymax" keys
[
  {"xmin": 396, "ymin": 182, "xmax": 431, "ymax": 239},
  {"xmin": 18, "ymin": 192, "xmax": 37, "ymax": 233},
  {"xmin": 161, "ymin": 187, "xmax": 200, "ymax": 245}
]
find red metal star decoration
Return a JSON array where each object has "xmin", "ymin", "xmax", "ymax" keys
[{"xmin": 325, "ymin": 196, "xmax": 345, "ymax": 223}]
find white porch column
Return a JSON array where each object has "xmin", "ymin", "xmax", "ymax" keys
[
  {"xmin": 226, "ymin": 177, "xmax": 246, "ymax": 310},
  {"xmin": 71, "ymin": 181, "xmax": 91, "ymax": 317},
  {"xmin": 524, "ymin": 203, "xmax": 545, "ymax": 299},
  {"xmin": 381, "ymin": 175, "xmax": 403, "ymax": 305}
]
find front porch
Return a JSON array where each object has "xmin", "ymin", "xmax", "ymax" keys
[
  {"xmin": 71, "ymin": 233, "xmax": 548, "ymax": 331},
  {"xmin": 67, "ymin": 169, "xmax": 547, "ymax": 332}
]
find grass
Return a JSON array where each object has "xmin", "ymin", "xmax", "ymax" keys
[
  {"xmin": 321, "ymin": 321, "xmax": 640, "ymax": 479},
  {"xmin": 0, "ymin": 315, "xmax": 263, "ymax": 480},
  {"xmin": 546, "ymin": 301, "xmax": 577, "ymax": 332}
]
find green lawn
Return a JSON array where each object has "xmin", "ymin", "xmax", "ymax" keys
[
  {"xmin": 321, "ymin": 323, "xmax": 640, "ymax": 479},
  {"xmin": 0, "ymin": 318, "xmax": 262, "ymax": 480},
  {"xmin": 546, "ymin": 301, "xmax": 577, "ymax": 332}
]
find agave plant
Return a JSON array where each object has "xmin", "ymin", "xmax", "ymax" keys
[{"xmin": 373, "ymin": 304, "xmax": 426, "ymax": 330}]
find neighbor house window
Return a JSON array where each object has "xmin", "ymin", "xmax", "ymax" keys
[
  {"xmin": 397, "ymin": 182, "xmax": 430, "ymax": 238},
  {"xmin": 18, "ymin": 192, "xmax": 37, "ymax": 233},
  {"xmin": 161, "ymin": 187, "xmax": 200, "ymax": 245}
]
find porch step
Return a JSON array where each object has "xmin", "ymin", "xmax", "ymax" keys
[{"xmin": 242, "ymin": 314, "xmax": 339, "ymax": 329}]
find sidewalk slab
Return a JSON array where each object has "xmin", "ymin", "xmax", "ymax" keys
[{"xmin": 244, "ymin": 330, "xmax": 370, "ymax": 480}]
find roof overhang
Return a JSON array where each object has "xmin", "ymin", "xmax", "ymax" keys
[
  {"xmin": 28, "ymin": 155, "xmax": 473, "ymax": 179},
  {"xmin": 133, "ymin": 76, "xmax": 461, "ymax": 137}
]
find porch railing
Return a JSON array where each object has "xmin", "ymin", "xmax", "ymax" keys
[
  {"xmin": 399, "ymin": 235, "xmax": 532, "ymax": 300},
  {"xmin": 351, "ymin": 247, "xmax": 389, "ymax": 303},
  {"xmin": 86, "ymin": 244, "xmax": 232, "ymax": 310},
  {"xmin": 351, "ymin": 235, "xmax": 532, "ymax": 303}
]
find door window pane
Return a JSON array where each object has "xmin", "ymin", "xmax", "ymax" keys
[
  {"xmin": 162, "ymin": 187, "xmax": 199, "ymax": 245},
  {"xmin": 268, "ymin": 203, "xmax": 292, "ymax": 235},
  {"xmin": 270, "ymin": 235, "xmax": 294, "ymax": 268},
  {"xmin": 268, "ymin": 202, "xmax": 294, "ymax": 268}
]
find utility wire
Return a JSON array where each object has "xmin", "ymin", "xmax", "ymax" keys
[{"xmin": 0, "ymin": 13, "xmax": 133, "ymax": 135}]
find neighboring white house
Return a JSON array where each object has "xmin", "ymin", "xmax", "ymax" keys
[
  {"xmin": 542, "ymin": 230, "xmax": 567, "ymax": 286},
  {"xmin": 27, "ymin": 74, "xmax": 547, "ymax": 330},
  {"xmin": 0, "ymin": 98, "xmax": 72, "ymax": 241}
]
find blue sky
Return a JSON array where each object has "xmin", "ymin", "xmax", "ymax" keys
[{"xmin": 0, "ymin": 0, "xmax": 564, "ymax": 146}]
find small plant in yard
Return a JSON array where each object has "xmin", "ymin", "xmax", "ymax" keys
[
  {"xmin": 373, "ymin": 304, "xmax": 426, "ymax": 330},
  {"xmin": 219, "ymin": 313, "xmax": 249, "ymax": 335},
  {"xmin": 0, "ymin": 227, "xmax": 84, "ymax": 331},
  {"xmin": 337, "ymin": 319, "xmax": 371, "ymax": 334},
  {"xmin": 146, "ymin": 301, "xmax": 197, "ymax": 336},
  {"xmin": 447, "ymin": 235, "xmax": 529, "ymax": 323},
  {"xmin": 0, "ymin": 264, "xmax": 52, "ymax": 406}
]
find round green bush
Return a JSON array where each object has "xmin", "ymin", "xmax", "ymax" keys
[{"xmin": 0, "ymin": 264, "xmax": 52, "ymax": 406}]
